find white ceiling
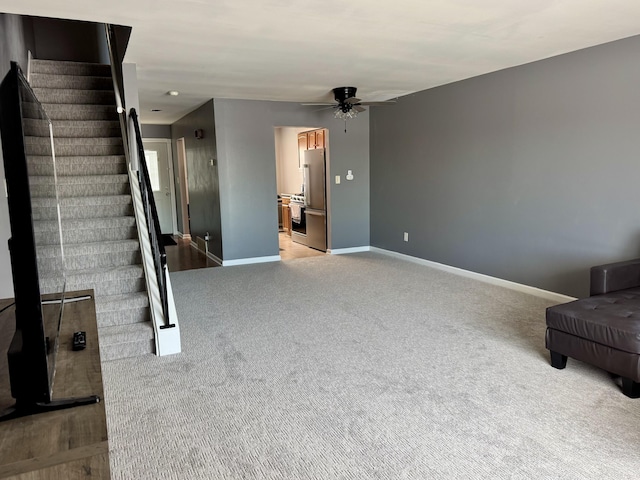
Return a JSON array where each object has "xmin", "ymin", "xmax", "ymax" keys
[{"xmin": 3, "ymin": 0, "xmax": 640, "ymax": 123}]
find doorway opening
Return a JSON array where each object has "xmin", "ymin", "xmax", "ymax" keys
[
  {"xmin": 176, "ymin": 137, "xmax": 191, "ymax": 239},
  {"xmin": 141, "ymin": 138, "xmax": 176, "ymax": 235},
  {"xmin": 274, "ymin": 127, "xmax": 328, "ymax": 260}
]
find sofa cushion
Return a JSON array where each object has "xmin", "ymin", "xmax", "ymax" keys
[{"xmin": 546, "ymin": 287, "xmax": 640, "ymax": 354}]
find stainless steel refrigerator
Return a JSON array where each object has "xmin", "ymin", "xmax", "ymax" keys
[{"xmin": 294, "ymin": 148, "xmax": 326, "ymax": 251}]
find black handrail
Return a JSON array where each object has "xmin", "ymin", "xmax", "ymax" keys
[
  {"xmin": 130, "ymin": 108, "xmax": 175, "ymax": 329},
  {"xmin": 104, "ymin": 23, "xmax": 174, "ymax": 330},
  {"xmin": 104, "ymin": 24, "xmax": 129, "ymax": 163}
]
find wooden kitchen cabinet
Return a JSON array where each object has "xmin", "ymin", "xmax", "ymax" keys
[
  {"xmin": 307, "ymin": 131, "xmax": 317, "ymax": 149},
  {"xmin": 282, "ymin": 204, "xmax": 292, "ymax": 236},
  {"xmin": 303, "ymin": 129, "xmax": 325, "ymax": 150},
  {"xmin": 297, "ymin": 133, "xmax": 307, "ymax": 168},
  {"xmin": 298, "ymin": 133, "xmax": 308, "ymax": 151},
  {"xmin": 298, "ymin": 129, "xmax": 326, "ymax": 166},
  {"xmin": 314, "ymin": 129, "xmax": 325, "ymax": 149}
]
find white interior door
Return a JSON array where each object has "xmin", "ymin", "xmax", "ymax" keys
[{"xmin": 142, "ymin": 140, "xmax": 175, "ymax": 234}]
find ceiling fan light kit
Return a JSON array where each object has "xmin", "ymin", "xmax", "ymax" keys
[
  {"xmin": 334, "ymin": 105, "xmax": 359, "ymax": 120},
  {"xmin": 303, "ymin": 86, "xmax": 395, "ymax": 129}
]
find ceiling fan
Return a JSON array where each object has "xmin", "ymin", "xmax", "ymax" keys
[{"xmin": 303, "ymin": 87, "xmax": 395, "ymax": 121}]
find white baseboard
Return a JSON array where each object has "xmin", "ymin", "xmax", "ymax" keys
[
  {"xmin": 223, "ymin": 255, "xmax": 281, "ymax": 267},
  {"xmin": 176, "ymin": 232, "xmax": 191, "ymax": 240},
  {"xmin": 206, "ymin": 251, "xmax": 222, "ymax": 266},
  {"xmin": 369, "ymin": 247, "xmax": 576, "ymax": 303},
  {"xmin": 188, "ymin": 239, "xmax": 221, "ymax": 266},
  {"xmin": 328, "ymin": 246, "xmax": 371, "ymax": 255}
]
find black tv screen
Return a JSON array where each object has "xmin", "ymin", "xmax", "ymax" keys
[{"xmin": 0, "ymin": 61, "xmax": 65, "ymax": 407}]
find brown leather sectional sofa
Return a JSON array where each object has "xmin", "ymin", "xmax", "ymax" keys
[{"xmin": 545, "ymin": 259, "xmax": 640, "ymax": 398}]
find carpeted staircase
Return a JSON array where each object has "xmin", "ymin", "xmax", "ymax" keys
[{"xmin": 23, "ymin": 59, "xmax": 155, "ymax": 361}]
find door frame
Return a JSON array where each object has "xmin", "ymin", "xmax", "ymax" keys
[
  {"xmin": 273, "ymin": 126, "xmax": 330, "ymax": 253},
  {"xmin": 142, "ymin": 138, "xmax": 178, "ymax": 235},
  {"xmin": 176, "ymin": 137, "xmax": 191, "ymax": 238}
]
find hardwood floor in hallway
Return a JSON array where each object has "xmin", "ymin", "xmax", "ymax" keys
[{"xmin": 165, "ymin": 237, "xmax": 220, "ymax": 272}]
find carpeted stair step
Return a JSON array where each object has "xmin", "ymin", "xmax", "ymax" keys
[
  {"xmin": 27, "ymin": 155, "xmax": 127, "ymax": 176},
  {"xmin": 34, "ymin": 103, "xmax": 118, "ymax": 121},
  {"xmin": 32, "ymin": 88, "xmax": 116, "ymax": 106},
  {"xmin": 24, "ymin": 118, "xmax": 121, "ymax": 138},
  {"xmin": 98, "ymin": 323, "xmax": 155, "ymax": 361},
  {"xmin": 33, "ymin": 216, "xmax": 137, "ymax": 245},
  {"xmin": 95, "ymin": 292, "xmax": 151, "ymax": 328},
  {"xmin": 31, "ymin": 195, "xmax": 133, "ymax": 220},
  {"xmin": 37, "ymin": 239, "xmax": 141, "ymax": 273},
  {"xmin": 39, "ymin": 264, "xmax": 145, "ymax": 296},
  {"xmin": 46, "ymin": 264, "xmax": 146, "ymax": 297},
  {"xmin": 29, "ymin": 174, "xmax": 130, "ymax": 198},
  {"xmin": 30, "ymin": 73, "xmax": 113, "ymax": 90},
  {"xmin": 25, "ymin": 136, "xmax": 123, "ymax": 156},
  {"xmin": 30, "ymin": 59, "xmax": 111, "ymax": 77}
]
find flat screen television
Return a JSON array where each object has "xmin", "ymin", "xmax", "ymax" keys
[{"xmin": 0, "ymin": 62, "xmax": 98, "ymax": 421}]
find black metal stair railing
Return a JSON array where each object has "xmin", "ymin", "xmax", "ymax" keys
[
  {"xmin": 105, "ymin": 23, "xmax": 174, "ymax": 330},
  {"xmin": 104, "ymin": 24, "xmax": 128, "ymax": 160},
  {"xmin": 129, "ymin": 108, "xmax": 175, "ymax": 329}
]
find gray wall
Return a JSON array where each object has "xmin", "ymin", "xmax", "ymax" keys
[
  {"xmin": 142, "ymin": 124, "xmax": 172, "ymax": 139},
  {"xmin": 0, "ymin": 15, "xmax": 34, "ymax": 73},
  {"xmin": 0, "ymin": 14, "xmax": 36, "ymax": 298},
  {"xmin": 214, "ymin": 99, "xmax": 369, "ymax": 261},
  {"xmin": 110, "ymin": 24, "xmax": 132, "ymax": 66},
  {"xmin": 170, "ymin": 100, "xmax": 222, "ymax": 259},
  {"xmin": 370, "ymin": 35, "xmax": 640, "ymax": 298},
  {"xmin": 30, "ymin": 17, "xmax": 107, "ymax": 63}
]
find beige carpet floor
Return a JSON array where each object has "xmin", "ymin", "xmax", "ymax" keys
[{"xmin": 101, "ymin": 252, "xmax": 640, "ymax": 479}]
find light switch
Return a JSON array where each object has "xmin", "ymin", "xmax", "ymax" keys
[
  {"xmin": 346, "ymin": 170, "xmax": 354, "ymax": 181},
  {"xmin": 335, "ymin": 175, "xmax": 341, "ymax": 184}
]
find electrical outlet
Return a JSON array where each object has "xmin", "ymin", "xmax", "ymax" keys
[
  {"xmin": 403, "ymin": 232, "xmax": 409, "ymax": 242},
  {"xmin": 346, "ymin": 170, "xmax": 354, "ymax": 181}
]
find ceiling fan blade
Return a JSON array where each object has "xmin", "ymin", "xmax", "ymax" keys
[
  {"xmin": 302, "ymin": 102, "xmax": 336, "ymax": 106},
  {"xmin": 353, "ymin": 105, "xmax": 366, "ymax": 113},
  {"xmin": 344, "ymin": 97, "xmax": 361, "ymax": 104},
  {"xmin": 313, "ymin": 105, "xmax": 337, "ymax": 112},
  {"xmin": 359, "ymin": 100, "xmax": 396, "ymax": 106}
]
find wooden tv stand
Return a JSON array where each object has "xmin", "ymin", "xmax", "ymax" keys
[{"xmin": 0, "ymin": 290, "xmax": 110, "ymax": 479}]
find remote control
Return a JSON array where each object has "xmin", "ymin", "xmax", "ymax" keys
[{"xmin": 73, "ymin": 331, "xmax": 86, "ymax": 351}]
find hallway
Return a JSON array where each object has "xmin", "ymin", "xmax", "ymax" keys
[
  {"xmin": 165, "ymin": 237, "xmax": 219, "ymax": 272},
  {"xmin": 165, "ymin": 234, "xmax": 325, "ymax": 271}
]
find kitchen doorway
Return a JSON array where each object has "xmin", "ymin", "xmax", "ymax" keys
[{"xmin": 274, "ymin": 127, "xmax": 328, "ymax": 260}]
